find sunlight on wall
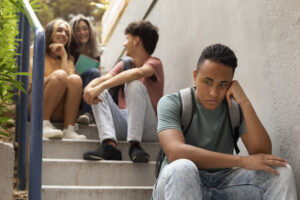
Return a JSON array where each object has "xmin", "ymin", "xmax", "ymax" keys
[{"xmin": 101, "ymin": 0, "xmax": 130, "ymax": 45}]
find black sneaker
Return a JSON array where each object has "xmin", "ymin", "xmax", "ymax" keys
[
  {"xmin": 83, "ymin": 143, "xmax": 122, "ymax": 160},
  {"xmin": 129, "ymin": 142, "xmax": 150, "ymax": 163}
]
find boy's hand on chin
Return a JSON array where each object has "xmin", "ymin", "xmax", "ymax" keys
[{"xmin": 226, "ymin": 80, "xmax": 249, "ymax": 106}]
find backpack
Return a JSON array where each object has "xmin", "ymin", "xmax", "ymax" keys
[
  {"xmin": 108, "ymin": 58, "xmax": 132, "ymax": 104},
  {"xmin": 155, "ymin": 87, "xmax": 242, "ymax": 177}
]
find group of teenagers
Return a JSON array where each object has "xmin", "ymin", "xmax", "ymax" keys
[{"xmin": 29, "ymin": 15, "xmax": 297, "ymax": 199}]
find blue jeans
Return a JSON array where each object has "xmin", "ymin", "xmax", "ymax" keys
[
  {"xmin": 80, "ymin": 68, "xmax": 100, "ymax": 114},
  {"xmin": 152, "ymin": 159, "xmax": 297, "ymax": 200},
  {"xmin": 91, "ymin": 80, "xmax": 158, "ymax": 143}
]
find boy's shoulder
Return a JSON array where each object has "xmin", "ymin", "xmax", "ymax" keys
[
  {"xmin": 145, "ymin": 56, "xmax": 162, "ymax": 65},
  {"xmin": 159, "ymin": 92, "xmax": 180, "ymax": 103}
]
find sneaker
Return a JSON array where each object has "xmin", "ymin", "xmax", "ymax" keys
[
  {"xmin": 83, "ymin": 143, "xmax": 122, "ymax": 161},
  {"xmin": 43, "ymin": 120, "xmax": 63, "ymax": 139},
  {"xmin": 129, "ymin": 142, "xmax": 150, "ymax": 163},
  {"xmin": 63, "ymin": 124, "xmax": 87, "ymax": 140},
  {"xmin": 77, "ymin": 112, "xmax": 94, "ymax": 124}
]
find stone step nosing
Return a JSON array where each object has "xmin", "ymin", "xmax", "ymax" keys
[
  {"xmin": 43, "ymin": 158, "xmax": 156, "ymax": 164},
  {"xmin": 42, "ymin": 186, "xmax": 153, "ymax": 200},
  {"xmin": 43, "ymin": 138, "xmax": 161, "ymax": 145},
  {"xmin": 42, "ymin": 185, "xmax": 153, "ymax": 190},
  {"xmin": 44, "ymin": 138, "xmax": 100, "ymax": 143}
]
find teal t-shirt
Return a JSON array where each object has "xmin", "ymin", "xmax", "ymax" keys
[{"xmin": 157, "ymin": 92, "xmax": 247, "ymax": 169}]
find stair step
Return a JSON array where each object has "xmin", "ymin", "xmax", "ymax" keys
[
  {"xmin": 42, "ymin": 185, "xmax": 153, "ymax": 200},
  {"xmin": 43, "ymin": 139, "xmax": 161, "ymax": 161},
  {"xmin": 42, "ymin": 159, "xmax": 156, "ymax": 186}
]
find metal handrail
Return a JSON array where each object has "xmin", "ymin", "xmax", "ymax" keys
[
  {"xmin": 16, "ymin": 11, "xmax": 30, "ymax": 191},
  {"xmin": 16, "ymin": 0, "xmax": 45, "ymax": 199}
]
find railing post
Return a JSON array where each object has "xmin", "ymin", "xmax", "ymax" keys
[
  {"xmin": 15, "ymin": 11, "xmax": 24, "ymax": 143},
  {"xmin": 17, "ymin": 14, "xmax": 31, "ymax": 191},
  {"xmin": 28, "ymin": 27, "xmax": 45, "ymax": 200}
]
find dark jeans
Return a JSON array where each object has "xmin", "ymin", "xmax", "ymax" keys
[{"xmin": 80, "ymin": 68, "xmax": 101, "ymax": 114}]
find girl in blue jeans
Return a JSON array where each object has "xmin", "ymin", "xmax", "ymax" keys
[{"xmin": 69, "ymin": 14, "xmax": 101, "ymax": 124}]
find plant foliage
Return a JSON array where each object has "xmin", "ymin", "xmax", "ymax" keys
[{"xmin": 0, "ymin": 0, "xmax": 27, "ymax": 138}]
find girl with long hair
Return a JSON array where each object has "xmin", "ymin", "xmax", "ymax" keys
[
  {"xmin": 29, "ymin": 19, "xmax": 86, "ymax": 139},
  {"xmin": 69, "ymin": 14, "xmax": 101, "ymax": 124}
]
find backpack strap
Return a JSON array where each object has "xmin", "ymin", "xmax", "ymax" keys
[
  {"xmin": 178, "ymin": 87, "xmax": 195, "ymax": 134},
  {"xmin": 121, "ymin": 57, "xmax": 132, "ymax": 71},
  {"xmin": 225, "ymin": 99, "xmax": 242, "ymax": 154},
  {"xmin": 227, "ymin": 99, "xmax": 241, "ymax": 129}
]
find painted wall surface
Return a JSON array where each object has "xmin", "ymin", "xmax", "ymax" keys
[
  {"xmin": 101, "ymin": 0, "xmax": 155, "ymax": 70},
  {"xmin": 101, "ymin": 0, "xmax": 300, "ymax": 196},
  {"xmin": 0, "ymin": 141, "xmax": 14, "ymax": 200}
]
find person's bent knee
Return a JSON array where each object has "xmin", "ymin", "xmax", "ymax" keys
[
  {"xmin": 125, "ymin": 80, "xmax": 146, "ymax": 94},
  {"xmin": 47, "ymin": 70, "xmax": 68, "ymax": 86},
  {"xmin": 154, "ymin": 159, "xmax": 199, "ymax": 199},
  {"xmin": 67, "ymin": 74, "xmax": 82, "ymax": 88},
  {"xmin": 85, "ymin": 67, "xmax": 101, "ymax": 76},
  {"xmin": 162, "ymin": 159, "xmax": 198, "ymax": 178},
  {"xmin": 277, "ymin": 163, "xmax": 295, "ymax": 182}
]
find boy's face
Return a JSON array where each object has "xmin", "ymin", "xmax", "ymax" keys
[
  {"xmin": 123, "ymin": 34, "xmax": 137, "ymax": 56},
  {"xmin": 193, "ymin": 60, "xmax": 233, "ymax": 110}
]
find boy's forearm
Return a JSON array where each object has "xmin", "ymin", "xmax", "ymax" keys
[
  {"xmin": 101, "ymin": 69, "xmax": 141, "ymax": 90},
  {"xmin": 166, "ymin": 140, "xmax": 285, "ymax": 175},
  {"xmin": 240, "ymin": 100, "xmax": 272, "ymax": 154},
  {"xmin": 87, "ymin": 73, "xmax": 112, "ymax": 89},
  {"xmin": 171, "ymin": 143, "xmax": 241, "ymax": 169}
]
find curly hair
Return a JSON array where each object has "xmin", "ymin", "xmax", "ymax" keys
[
  {"xmin": 45, "ymin": 19, "xmax": 72, "ymax": 57},
  {"xmin": 196, "ymin": 44, "xmax": 238, "ymax": 74},
  {"xmin": 125, "ymin": 20, "xmax": 159, "ymax": 55},
  {"xmin": 69, "ymin": 14, "xmax": 100, "ymax": 62}
]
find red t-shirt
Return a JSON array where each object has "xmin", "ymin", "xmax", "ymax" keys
[{"xmin": 109, "ymin": 57, "xmax": 164, "ymax": 114}]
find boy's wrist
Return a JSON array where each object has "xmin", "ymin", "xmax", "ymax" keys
[
  {"xmin": 234, "ymin": 155, "xmax": 244, "ymax": 168},
  {"xmin": 101, "ymin": 82, "xmax": 109, "ymax": 91},
  {"xmin": 239, "ymin": 98, "xmax": 250, "ymax": 107}
]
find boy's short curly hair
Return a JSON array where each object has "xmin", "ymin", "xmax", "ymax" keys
[
  {"xmin": 197, "ymin": 44, "xmax": 238, "ymax": 74},
  {"xmin": 125, "ymin": 21, "xmax": 159, "ymax": 55}
]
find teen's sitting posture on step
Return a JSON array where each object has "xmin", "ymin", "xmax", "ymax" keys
[
  {"xmin": 29, "ymin": 19, "xmax": 86, "ymax": 140},
  {"xmin": 82, "ymin": 21, "xmax": 164, "ymax": 162},
  {"xmin": 69, "ymin": 14, "xmax": 101, "ymax": 124},
  {"xmin": 152, "ymin": 44, "xmax": 297, "ymax": 199}
]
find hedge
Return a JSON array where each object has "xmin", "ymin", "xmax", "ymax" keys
[{"xmin": 0, "ymin": 0, "xmax": 26, "ymax": 138}]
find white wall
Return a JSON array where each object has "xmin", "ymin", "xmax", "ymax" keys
[
  {"xmin": 101, "ymin": 0, "xmax": 155, "ymax": 70},
  {"xmin": 101, "ymin": 0, "xmax": 300, "ymax": 196}
]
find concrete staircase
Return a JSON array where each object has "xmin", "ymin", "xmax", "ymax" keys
[{"xmin": 42, "ymin": 123, "xmax": 160, "ymax": 200}]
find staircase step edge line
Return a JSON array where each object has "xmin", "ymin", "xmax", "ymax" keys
[
  {"xmin": 42, "ymin": 158, "xmax": 156, "ymax": 164},
  {"xmin": 42, "ymin": 185, "xmax": 154, "ymax": 189},
  {"xmin": 43, "ymin": 139, "xmax": 100, "ymax": 143},
  {"xmin": 43, "ymin": 139, "xmax": 161, "ymax": 145}
]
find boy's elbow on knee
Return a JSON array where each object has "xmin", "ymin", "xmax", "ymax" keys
[{"xmin": 165, "ymin": 147, "xmax": 182, "ymax": 163}]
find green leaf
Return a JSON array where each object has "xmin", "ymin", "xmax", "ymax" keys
[
  {"xmin": 0, "ymin": 117, "xmax": 11, "ymax": 123},
  {"xmin": 7, "ymin": 0, "xmax": 25, "ymax": 14},
  {"xmin": 0, "ymin": 131, "xmax": 9, "ymax": 138},
  {"xmin": 13, "ymin": 72, "xmax": 31, "ymax": 76}
]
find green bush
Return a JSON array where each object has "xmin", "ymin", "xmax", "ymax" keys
[{"xmin": 0, "ymin": 0, "xmax": 27, "ymax": 138}]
